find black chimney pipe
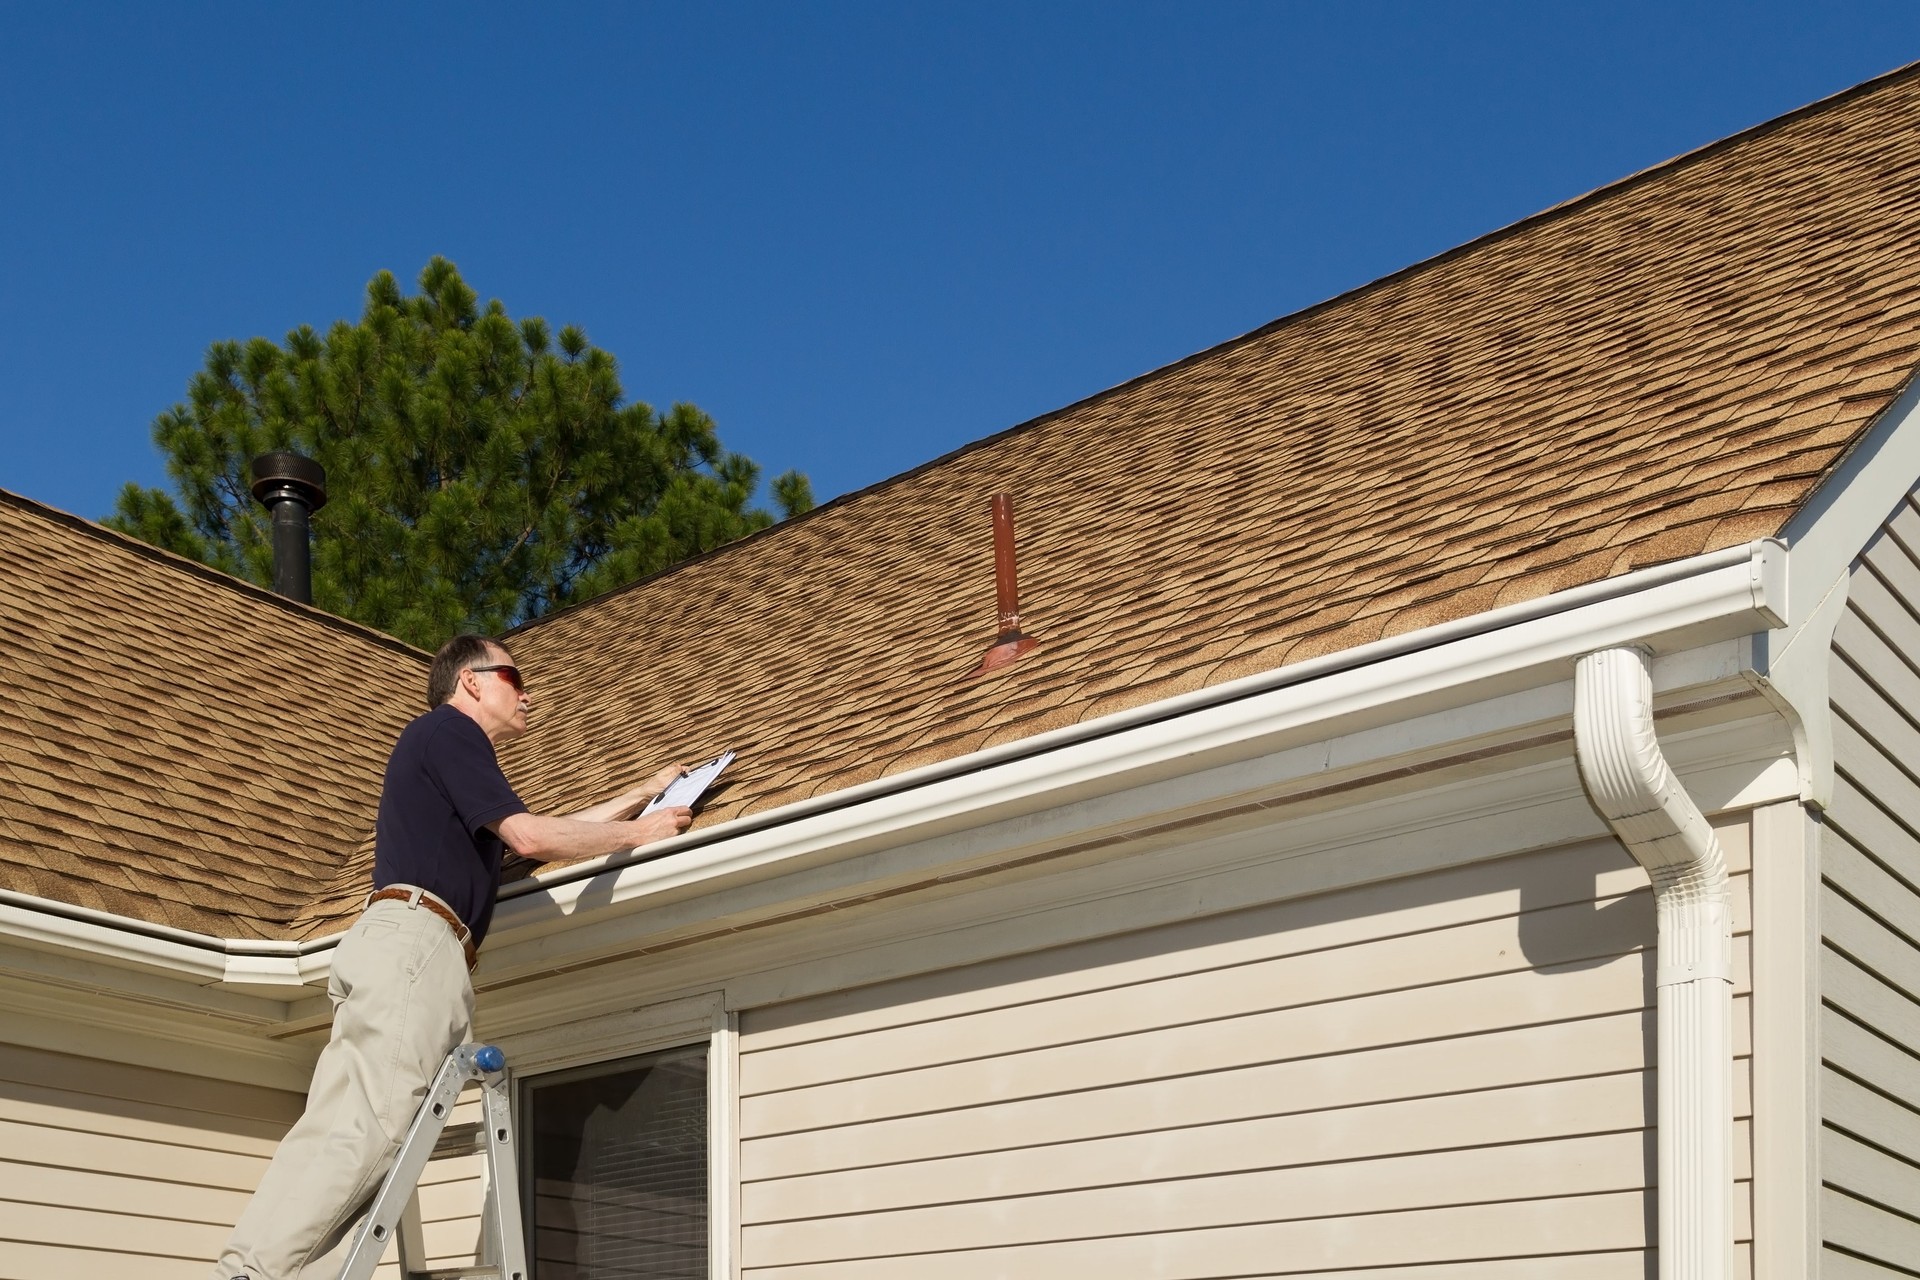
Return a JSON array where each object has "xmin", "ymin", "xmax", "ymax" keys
[{"xmin": 249, "ymin": 451, "xmax": 328, "ymax": 604}]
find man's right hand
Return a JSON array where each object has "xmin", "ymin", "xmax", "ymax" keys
[{"xmin": 631, "ymin": 806, "xmax": 694, "ymax": 846}]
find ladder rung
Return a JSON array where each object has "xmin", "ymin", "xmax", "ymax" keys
[
  {"xmin": 410, "ymin": 1268, "xmax": 512, "ymax": 1279},
  {"xmin": 431, "ymin": 1121, "xmax": 484, "ymax": 1159}
]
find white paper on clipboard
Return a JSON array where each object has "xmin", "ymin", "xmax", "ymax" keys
[{"xmin": 642, "ymin": 750, "xmax": 735, "ymax": 815}]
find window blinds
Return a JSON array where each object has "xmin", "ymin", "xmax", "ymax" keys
[{"xmin": 526, "ymin": 1044, "xmax": 709, "ymax": 1280}]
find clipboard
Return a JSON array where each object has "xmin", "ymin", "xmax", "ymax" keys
[{"xmin": 642, "ymin": 750, "xmax": 735, "ymax": 815}]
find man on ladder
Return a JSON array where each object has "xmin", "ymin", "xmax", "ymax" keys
[{"xmin": 213, "ymin": 634, "xmax": 693, "ymax": 1280}]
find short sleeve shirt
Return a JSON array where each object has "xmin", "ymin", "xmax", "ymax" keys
[{"xmin": 373, "ymin": 704, "xmax": 529, "ymax": 948}]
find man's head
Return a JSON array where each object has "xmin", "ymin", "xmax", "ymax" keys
[{"xmin": 429, "ymin": 633, "xmax": 529, "ymax": 743}]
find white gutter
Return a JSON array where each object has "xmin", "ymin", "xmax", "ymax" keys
[
  {"xmin": 0, "ymin": 887, "xmax": 334, "ymax": 988},
  {"xmin": 0, "ymin": 538, "xmax": 1786, "ymax": 989},
  {"xmin": 1575, "ymin": 646, "xmax": 1733, "ymax": 1280}
]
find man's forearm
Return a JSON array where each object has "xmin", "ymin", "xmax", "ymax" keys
[
  {"xmin": 563, "ymin": 766, "xmax": 685, "ymax": 824},
  {"xmin": 494, "ymin": 810, "xmax": 683, "ymax": 862},
  {"xmin": 562, "ymin": 793, "xmax": 647, "ymax": 824}
]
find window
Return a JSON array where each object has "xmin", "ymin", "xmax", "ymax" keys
[{"xmin": 522, "ymin": 1043, "xmax": 710, "ymax": 1279}]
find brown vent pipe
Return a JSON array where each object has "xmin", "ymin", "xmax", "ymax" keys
[
  {"xmin": 970, "ymin": 493, "xmax": 1038, "ymax": 677},
  {"xmin": 249, "ymin": 450, "xmax": 328, "ymax": 604}
]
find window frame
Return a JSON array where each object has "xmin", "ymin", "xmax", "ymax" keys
[{"xmin": 502, "ymin": 992, "xmax": 738, "ymax": 1279}]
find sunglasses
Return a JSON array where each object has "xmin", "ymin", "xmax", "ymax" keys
[{"xmin": 469, "ymin": 664, "xmax": 524, "ymax": 693}]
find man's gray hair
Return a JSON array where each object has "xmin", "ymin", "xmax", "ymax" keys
[{"xmin": 427, "ymin": 634, "xmax": 504, "ymax": 709}]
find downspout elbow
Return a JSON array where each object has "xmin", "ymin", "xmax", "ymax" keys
[
  {"xmin": 1575, "ymin": 644, "xmax": 1732, "ymax": 986},
  {"xmin": 1574, "ymin": 645, "xmax": 1732, "ymax": 1280}
]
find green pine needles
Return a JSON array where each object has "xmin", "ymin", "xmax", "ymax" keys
[{"xmin": 108, "ymin": 257, "xmax": 814, "ymax": 648}]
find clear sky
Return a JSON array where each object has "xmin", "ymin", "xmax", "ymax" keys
[{"xmin": 5, "ymin": 3, "xmax": 1920, "ymax": 524}]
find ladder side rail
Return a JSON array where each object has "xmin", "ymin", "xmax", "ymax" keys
[
  {"xmin": 479, "ymin": 1068, "xmax": 530, "ymax": 1280},
  {"xmin": 337, "ymin": 1052, "xmax": 475, "ymax": 1280}
]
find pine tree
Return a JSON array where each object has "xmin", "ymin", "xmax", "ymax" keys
[{"xmin": 108, "ymin": 258, "xmax": 813, "ymax": 648}]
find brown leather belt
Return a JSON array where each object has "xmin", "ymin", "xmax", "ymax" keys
[{"xmin": 366, "ymin": 886, "xmax": 479, "ymax": 971}]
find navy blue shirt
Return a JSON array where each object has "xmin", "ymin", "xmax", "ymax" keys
[{"xmin": 373, "ymin": 704, "xmax": 529, "ymax": 948}]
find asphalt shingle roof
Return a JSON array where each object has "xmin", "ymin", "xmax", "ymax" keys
[{"xmin": 0, "ymin": 494, "xmax": 426, "ymax": 937}]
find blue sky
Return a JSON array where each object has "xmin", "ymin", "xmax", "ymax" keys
[{"xmin": 5, "ymin": 3, "xmax": 1920, "ymax": 523}]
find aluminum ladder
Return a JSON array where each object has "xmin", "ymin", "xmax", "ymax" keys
[{"xmin": 337, "ymin": 1044, "xmax": 529, "ymax": 1280}]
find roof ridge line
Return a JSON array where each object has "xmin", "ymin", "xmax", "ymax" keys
[
  {"xmin": 1, "ymin": 486, "xmax": 430, "ymax": 662},
  {"xmin": 510, "ymin": 57, "xmax": 1920, "ymax": 642}
]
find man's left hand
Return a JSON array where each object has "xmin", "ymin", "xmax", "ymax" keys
[{"xmin": 644, "ymin": 762, "xmax": 689, "ymax": 797}]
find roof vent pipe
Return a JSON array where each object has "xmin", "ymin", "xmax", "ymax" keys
[
  {"xmin": 970, "ymin": 494, "xmax": 1038, "ymax": 678},
  {"xmin": 249, "ymin": 451, "xmax": 328, "ymax": 605}
]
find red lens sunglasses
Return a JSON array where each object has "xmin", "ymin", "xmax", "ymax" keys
[{"xmin": 469, "ymin": 664, "xmax": 524, "ymax": 693}]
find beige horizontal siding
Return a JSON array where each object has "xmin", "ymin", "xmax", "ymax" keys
[
  {"xmin": 0, "ymin": 1114, "xmax": 270, "ymax": 1189},
  {"xmin": 0, "ymin": 1241, "xmax": 217, "ymax": 1280},
  {"xmin": 744, "ymin": 1013, "xmax": 1755, "ymax": 1185},
  {"xmin": 1820, "ymin": 499, "xmax": 1920, "ymax": 1277},
  {"xmin": 0, "ymin": 1042, "xmax": 302, "ymax": 1280},
  {"xmin": 0, "ymin": 1160, "xmax": 249, "ymax": 1226},
  {"xmin": 749, "ymin": 1071, "xmax": 1642, "ymax": 1221},
  {"xmin": 745, "ymin": 1078, "xmax": 1755, "ymax": 1224},
  {"xmin": 1826, "ymin": 1130, "xmax": 1920, "ymax": 1223},
  {"xmin": 0, "ymin": 1039, "xmax": 493, "ymax": 1278},
  {"xmin": 1824, "ymin": 1068, "xmax": 1920, "ymax": 1170},
  {"xmin": 1823, "ymin": 1187, "xmax": 1920, "ymax": 1276},
  {"xmin": 749, "ymin": 885, "xmax": 1666, "ymax": 1093},
  {"xmin": 742, "ymin": 939, "xmax": 1753, "ymax": 1136},
  {"xmin": 741, "ymin": 1191, "xmax": 1752, "ymax": 1280},
  {"xmin": 1822, "ymin": 1246, "xmax": 1920, "ymax": 1280},
  {"xmin": 745, "ymin": 835, "xmax": 1668, "ymax": 1052},
  {"xmin": 1824, "ymin": 1010, "xmax": 1920, "ymax": 1111},
  {"xmin": 740, "ymin": 828, "xmax": 1753, "ymax": 1276}
]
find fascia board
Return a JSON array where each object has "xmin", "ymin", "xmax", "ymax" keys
[
  {"xmin": 0, "ymin": 897, "xmax": 229, "ymax": 983},
  {"xmin": 0, "ymin": 936, "xmax": 296, "ymax": 1025},
  {"xmin": 0, "ymin": 537, "xmax": 1789, "ymax": 1002},
  {"xmin": 498, "ymin": 667, "xmax": 1762, "ymax": 972},
  {"xmin": 0, "ymin": 970, "xmax": 319, "ymax": 1092},
  {"xmin": 0, "ymin": 887, "xmax": 329, "ymax": 993}
]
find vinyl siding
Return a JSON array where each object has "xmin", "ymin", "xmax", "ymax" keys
[
  {"xmin": 0, "ymin": 1042, "xmax": 301, "ymax": 1279},
  {"xmin": 1821, "ymin": 489, "xmax": 1920, "ymax": 1277},
  {"xmin": 0, "ymin": 1039, "xmax": 490, "ymax": 1278},
  {"xmin": 738, "ymin": 825, "xmax": 1755, "ymax": 1278}
]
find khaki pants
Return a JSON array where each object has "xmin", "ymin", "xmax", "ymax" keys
[{"xmin": 213, "ymin": 897, "xmax": 475, "ymax": 1280}]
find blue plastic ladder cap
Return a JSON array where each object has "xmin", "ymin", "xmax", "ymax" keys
[{"xmin": 474, "ymin": 1045, "xmax": 505, "ymax": 1072}]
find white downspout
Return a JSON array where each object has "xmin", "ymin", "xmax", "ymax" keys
[{"xmin": 1574, "ymin": 646, "xmax": 1732, "ymax": 1280}]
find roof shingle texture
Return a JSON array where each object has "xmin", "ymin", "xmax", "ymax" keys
[
  {"xmin": 0, "ymin": 495, "xmax": 426, "ymax": 937},
  {"xmin": 11, "ymin": 65, "xmax": 1920, "ymax": 939}
]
